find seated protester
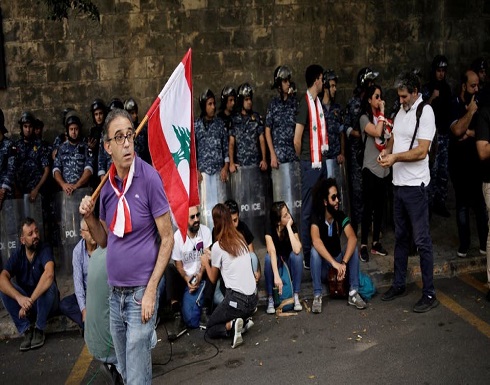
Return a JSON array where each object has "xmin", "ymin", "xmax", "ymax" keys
[
  {"xmin": 165, "ymin": 206, "xmax": 213, "ymax": 338},
  {"xmin": 224, "ymin": 199, "xmax": 261, "ymax": 282},
  {"xmin": 310, "ymin": 177, "xmax": 367, "ymax": 313},
  {"xmin": 84, "ymin": 247, "xmax": 123, "ymax": 384},
  {"xmin": 59, "ymin": 219, "xmax": 97, "ymax": 330},
  {"xmin": 0, "ymin": 218, "xmax": 59, "ymax": 351},
  {"xmin": 264, "ymin": 201, "xmax": 303, "ymax": 314},
  {"xmin": 201, "ymin": 203, "xmax": 257, "ymax": 349}
]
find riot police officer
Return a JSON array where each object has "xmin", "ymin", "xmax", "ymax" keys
[
  {"xmin": 0, "ymin": 108, "xmax": 15, "ymax": 210},
  {"xmin": 125, "ymin": 97, "xmax": 151, "ymax": 164},
  {"xmin": 218, "ymin": 86, "xmax": 237, "ymax": 132}
]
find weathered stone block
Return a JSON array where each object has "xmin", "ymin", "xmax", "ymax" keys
[
  {"xmin": 99, "ymin": 58, "xmax": 126, "ymax": 80},
  {"xmin": 6, "ymin": 65, "xmax": 27, "ymax": 87},
  {"xmin": 92, "ymin": 39, "xmax": 114, "ymax": 59}
]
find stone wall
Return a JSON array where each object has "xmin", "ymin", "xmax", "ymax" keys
[{"xmin": 0, "ymin": 0, "xmax": 489, "ymax": 141}]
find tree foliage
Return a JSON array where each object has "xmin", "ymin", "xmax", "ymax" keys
[{"xmin": 39, "ymin": 0, "xmax": 100, "ymax": 22}]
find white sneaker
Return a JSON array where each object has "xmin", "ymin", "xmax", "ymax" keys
[
  {"xmin": 242, "ymin": 317, "xmax": 254, "ymax": 334},
  {"xmin": 231, "ymin": 318, "xmax": 243, "ymax": 348},
  {"xmin": 294, "ymin": 296, "xmax": 302, "ymax": 312},
  {"xmin": 312, "ymin": 295, "xmax": 322, "ymax": 313},
  {"xmin": 266, "ymin": 298, "xmax": 275, "ymax": 314}
]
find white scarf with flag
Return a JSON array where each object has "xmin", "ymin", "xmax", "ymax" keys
[
  {"xmin": 108, "ymin": 157, "xmax": 135, "ymax": 238},
  {"xmin": 147, "ymin": 49, "xmax": 200, "ymax": 241},
  {"xmin": 306, "ymin": 90, "xmax": 328, "ymax": 168}
]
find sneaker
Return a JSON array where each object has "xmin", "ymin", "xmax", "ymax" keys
[
  {"xmin": 312, "ymin": 295, "xmax": 322, "ymax": 314},
  {"xmin": 266, "ymin": 297, "xmax": 275, "ymax": 314},
  {"xmin": 167, "ymin": 312, "xmax": 187, "ymax": 341},
  {"xmin": 303, "ymin": 260, "xmax": 310, "ymax": 270},
  {"xmin": 30, "ymin": 328, "xmax": 45, "ymax": 349},
  {"xmin": 293, "ymin": 295, "xmax": 302, "ymax": 312},
  {"xmin": 348, "ymin": 292, "xmax": 367, "ymax": 309},
  {"xmin": 231, "ymin": 318, "xmax": 243, "ymax": 349},
  {"xmin": 371, "ymin": 242, "xmax": 387, "ymax": 256},
  {"xmin": 381, "ymin": 286, "xmax": 407, "ymax": 301},
  {"xmin": 241, "ymin": 317, "xmax": 254, "ymax": 334},
  {"xmin": 457, "ymin": 249, "xmax": 468, "ymax": 258},
  {"xmin": 20, "ymin": 327, "xmax": 33, "ymax": 351},
  {"xmin": 479, "ymin": 249, "xmax": 487, "ymax": 256},
  {"xmin": 359, "ymin": 246, "xmax": 369, "ymax": 262},
  {"xmin": 413, "ymin": 294, "xmax": 440, "ymax": 313},
  {"xmin": 199, "ymin": 308, "xmax": 209, "ymax": 330}
]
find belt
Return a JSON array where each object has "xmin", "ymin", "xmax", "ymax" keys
[
  {"xmin": 112, "ymin": 285, "xmax": 143, "ymax": 293},
  {"xmin": 228, "ymin": 288, "xmax": 257, "ymax": 302}
]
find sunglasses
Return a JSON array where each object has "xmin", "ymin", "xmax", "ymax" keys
[
  {"xmin": 374, "ymin": 94, "xmax": 381, "ymax": 99},
  {"xmin": 190, "ymin": 212, "xmax": 201, "ymax": 220},
  {"xmin": 330, "ymin": 194, "xmax": 339, "ymax": 201}
]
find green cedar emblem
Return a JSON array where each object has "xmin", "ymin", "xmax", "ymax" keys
[{"xmin": 171, "ymin": 125, "xmax": 190, "ymax": 167}]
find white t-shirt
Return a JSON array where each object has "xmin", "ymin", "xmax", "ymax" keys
[
  {"xmin": 211, "ymin": 242, "xmax": 256, "ymax": 296},
  {"xmin": 392, "ymin": 94, "xmax": 435, "ymax": 186},
  {"xmin": 172, "ymin": 225, "xmax": 212, "ymax": 277}
]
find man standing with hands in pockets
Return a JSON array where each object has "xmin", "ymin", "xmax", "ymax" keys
[
  {"xmin": 79, "ymin": 108, "xmax": 174, "ymax": 384},
  {"xmin": 378, "ymin": 71, "xmax": 439, "ymax": 313}
]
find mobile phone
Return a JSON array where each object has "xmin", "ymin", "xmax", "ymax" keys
[{"xmin": 190, "ymin": 276, "xmax": 197, "ymax": 285}]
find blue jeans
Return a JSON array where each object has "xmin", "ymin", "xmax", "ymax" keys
[
  {"xmin": 393, "ymin": 185, "xmax": 435, "ymax": 296},
  {"xmin": 59, "ymin": 293, "xmax": 83, "ymax": 328},
  {"xmin": 109, "ymin": 286, "xmax": 158, "ymax": 385},
  {"xmin": 300, "ymin": 160, "xmax": 327, "ymax": 266},
  {"xmin": 264, "ymin": 251, "xmax": 303, "ymax": 296},
  {"xmin": 0, "ymin": 281, "xmax": 59, "ymax": 334},
  {"xmin": 310, "ymin": 247, "xmax": 360, "ymax": 297}
]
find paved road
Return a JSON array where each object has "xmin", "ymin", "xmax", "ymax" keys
[{"xmin": 0, "ymin": 273, "xmax": 489, "ymax": 385}]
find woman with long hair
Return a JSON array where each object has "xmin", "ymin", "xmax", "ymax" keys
[
  {"xmin": 201, "ymin": 203, "xmax": 257, "ymax": 349},
  {"xmin": 264, "ymin": 201, "xmax": 303, "ymax": 314},
  {"xmin": 359, "ymin": 84, "xmax": 391, "ymax": 262}
]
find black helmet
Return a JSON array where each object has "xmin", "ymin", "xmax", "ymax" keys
[
  {"xmin": 357, "ymin": 67, "xmax": 379, "ymax": 89},
  {"xmin": 91, "ymin": 98, "xmax": 106, "ymax": 113},
  {"xmin": 272, "ymin": 65, "xmax": 292, "ymax": 89},
  {"xmin": 237, "ymin": 83, "xmax": 253, "ymax": 103},
  {"xmin": 0, "ymin": 108, "xmax": 7, "ymax": 134},
  {"xmin": 431, "ymin": 55, "xmax": 448, "ymax": 71},
  {"xmin": 62, "ymin": 107, "xmax": 76, "ymax": 126},
  {"xmin": 199, "ymin": 89, "xmax": 215, "ymax": 112},
  {"xmin": 323, "ymin": 69, "xmax": 338, "ymax": 88},
  {"xmin": 124, "ymin": 97, "xmax": 138, "ymax": 113},
  {"xmin": 471, "ymin": 57, "xmax": 488, "ymax": 73},
  {"xmin": 108, "ymin": 98, "xmax": 124, "ymax": 111},
  {"xmin": 65, "ymin": 114, "xmax": 82, "ymax": 130},
  {"xmin": 34, "ymin": 118, "xmax": 44, "ymax": 130},
  {"xmin": 220, "ymin": 86, "xmax": 237, "ymax": 107},
  {"xmin": 18, "ymin": 111, "xmax": 36, "ymax": 127}
]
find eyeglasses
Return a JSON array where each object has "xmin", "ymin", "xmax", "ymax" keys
[
  {"xmin": 330, "ymin": 194, "xmax": 339, "ymax": 201},
  {"xmin": 107, "ymin": 131, "xmax": 135, "ymax": 145},
  {"xmin": 190, "ymin": 212, "xmax": 201, "ymax": 220}
]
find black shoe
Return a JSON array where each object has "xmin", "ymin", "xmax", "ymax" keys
[
  {"xmin": 199, "ymin": 308, "xmax": 209, "ymax": 330},
  {"xmin": 371, "ymin": 242, "xmax": 388, "ymax": 256},
  {"xmin": 303, "ymin": 260, "xmax": 310, "ymax": 270},
  {"xmin": 359, "ymin": 246, "xmax": 369, "ymax": 262},
  {"xmin": 30, "ymin": 328, "xmax": 45, "ymax": 349},
  {"xmin": 381, "ymin": 286, "xmax": 407, "ymax": 301},
  {"xmin": 413, "ymin": 294, "xmax": 440, "ymax": 313},
  {"xmin": 20, "ymin": 327, "xmax": 34, "ymax": 351},
  {"xmin": 167, "ymin": 312, "xmax": 187, "ymax": 341}
]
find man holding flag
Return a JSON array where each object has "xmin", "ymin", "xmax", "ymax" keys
[
  {"xmin": 80, "ymin": 49, "xmax": 198, "ymax": 383},
  {"xmin": 79, "ymin": 108, "xmax": 174, "ymax": 384}
]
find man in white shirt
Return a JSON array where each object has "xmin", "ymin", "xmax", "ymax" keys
[{"xmin": 378, "ymin": 71, "xmax": 439, "ymax": 313}]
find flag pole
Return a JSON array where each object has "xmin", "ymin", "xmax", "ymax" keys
[{"xmin": 90, "ymin": 114, "xmax": 149, "ymax": 201}]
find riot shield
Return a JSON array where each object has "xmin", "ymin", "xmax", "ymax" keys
[
  {"xmin": 199, "ymin": 172, "xmax": 230, "ymax": 228},
  {"xmin": 271, "ymin": 161, "xmax": 302, "ymax": 230}
]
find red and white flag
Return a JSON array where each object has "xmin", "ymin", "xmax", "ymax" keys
[{"xmin": 147, "ymin": 49, "xmax": 199, "ymax": 241}]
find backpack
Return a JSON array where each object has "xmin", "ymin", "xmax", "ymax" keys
[
  {"xmin": 358, "ymin": 271, "xmax": 376, "ymax": 300},
  {"xmin": 409, "ymin": 102, "xmax": 438, "ymax": 167},
  {"xmin": 273, "ymin": 257, "xmax": 294, "ymax": 311}
]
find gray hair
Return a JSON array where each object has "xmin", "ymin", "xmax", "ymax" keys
[
  {"xmin": 103, "ymin": 108, "xmax": 134, "ymax": 141},
  {"xmin": 394, "ymin": 71, "xmax": 421, "ymax": 94}
]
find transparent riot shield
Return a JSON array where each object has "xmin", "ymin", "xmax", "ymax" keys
[
  {"xmin": 55, "ymin": 187, "xmax": 91, "ymax": 275},
  {"xmin": 199, "ymin": 172, "xmax": 230, "ymax": 228},
  {"xmin": 229, "ymin": 165, "xmax": 268, "ymax": 246},
  {"xmin": 271, "ymin": 161, "xmax": 302, "ymax": 229}
]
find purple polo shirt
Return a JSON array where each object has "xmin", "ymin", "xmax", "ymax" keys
[{"xmin": 100, "ymin": 156, "xmax": 170, "ymax": 287}]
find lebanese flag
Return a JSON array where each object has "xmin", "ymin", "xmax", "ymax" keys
[{"xmin": 147, "ymin": 49, "xmax": 199, "ymax": 241}]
